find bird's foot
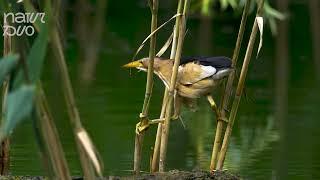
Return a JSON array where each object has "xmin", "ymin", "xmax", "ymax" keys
[
  {"xmin": 171, "ymin": 114, "xmax": 179, "ymax": 121},
  {"xmin": 135, "ymin": 121, "xmax": 149, "ymax": 134},
  {"xmin": 135, "ymin": 113, "xmax": 150, "ymax": 134}
]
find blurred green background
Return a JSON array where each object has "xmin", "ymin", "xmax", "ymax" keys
[{"xmin": 1, "ymin": 0, "xmax": 320, "ymax": 179}]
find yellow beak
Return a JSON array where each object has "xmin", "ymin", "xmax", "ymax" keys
[{"xmin": 122, "ymin": 60, "xmax": 143, "ymax": 68}]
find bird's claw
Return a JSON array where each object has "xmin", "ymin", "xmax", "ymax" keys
[
  {"xmin": 171, "ymin": 114, "xmax": 179, "ymax": 121},
  {"xmin": 135, "ymin": 121, "xmax": 150, "ymax": 134}
]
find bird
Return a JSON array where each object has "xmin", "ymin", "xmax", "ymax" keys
[{"xmin": 123, "ymin": 56, "xmax": 232, "ymax": 122}]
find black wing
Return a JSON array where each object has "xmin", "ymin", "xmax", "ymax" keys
[{"xmin": 181, "ymin": 56, "xmax": 232, "ymax": 70}]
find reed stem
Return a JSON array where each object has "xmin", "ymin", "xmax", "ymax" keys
[
  {"xmin": 51, "ymin": 30, "xmax": 96, "ymax": 179},
  {"xmin": 134, "ymin": 0, "xmax": 158, "ymax": 174},
  {"xmin": 151, "ymin": 89, "xmax": 167, "ymax": 172},
  {"xmin": 0, "ymin": 17, "xmax": 11, "ymax": 176},
  {"xmin": 210, "ymin": 0, "xmax": 251, "ymax": 171},
  {"xmin": 216, "ymin": 0, "xmax": 265, "ymax": 170},
  {"xmin": 36, "ymin": 87, "xmax": 72, "ymax": 180},
  {"xmin": 151, "ymin": 1, "xmax": 182, "ymax": 172},
  {"xmin": 159, "ymin": 0, "xmax": 190, "ymax": 172}
]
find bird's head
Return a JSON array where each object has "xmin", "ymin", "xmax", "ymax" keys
[{"xmin": 122, "ymin": 57, "xmax": 169, "ymax": 72}]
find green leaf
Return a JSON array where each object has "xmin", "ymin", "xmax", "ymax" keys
[
  {"xmin": 220, "ymin": 0, "xmax": 237, "ymax": 10},
  {"xmin": 13, "ymin": 23, "xmax": 49, "ymax": 87},
  {"xmin": 0, "ymin": 54, "xmax": 19, "ymax": 84},
  {"xmin": 264, "ymin": 1, "xmax": 286, "ymax": 20},
  {"xmin": 221, "ymin": 0, "xmax": 228, "ymax": 10},
  {"xmin": 1, "ymin": 85, "xmax": 36, "ymax": 136}
]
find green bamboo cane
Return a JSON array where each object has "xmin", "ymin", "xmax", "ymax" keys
[
  {"xmin": 216, "ymin": 0, "xmax": 265, "ymax": 170},
  {"xmin": 0, "ymin": 17, "xmax": 11, "ymax": 175},
  {"xmin": 210, "ymin": 0, "xmax": 252, "ymax": 171},
  {"xmin": 134, "ymin": 0, "xmax": 158, "ymax": 174},
  {"xmin": 151, "ymin": 1, "xmax": 182, "ymax": 172},
  {"xmin": 36, "ymin": 87, "xmax": 71, "ymax": 180},
  {"xmin": 159, "ymin": 0, "xmax": 190, "ymax": 172}
]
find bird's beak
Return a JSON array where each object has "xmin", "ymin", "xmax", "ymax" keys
[{"xmin": 122, "ymin": 60, "xmax": 143, "ymax": 68}]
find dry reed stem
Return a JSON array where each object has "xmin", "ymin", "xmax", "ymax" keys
[
  {"xmin": 210, "ymin": 0, "xmax": 252, "ymax": 171},
  {"xmin": 159, "ymin": 0, "xmax": 190, "ymax": 172},
  {"xmin": 134, "ymin": 0, "xmax": 159, "ymax": 174},
  {"xmin": 36, "ymin": 87, "xmax": 71, "ymax": 180},
  {"xmin": 0, "ymin": 17, "xmax": 11, "ymax": 176},
  {"xmin": 216, "ymin": 0, "xmax": 265, "ymax": 170},
  {"xmin": 51, "ymin": 30, "xmax": 97, "ymax": 179},
  {"xmin": 151, "ymin": 1, "xmax": 182, "ymax": 172}
]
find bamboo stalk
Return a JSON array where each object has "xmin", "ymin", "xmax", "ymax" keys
[
  {"xmin": 150, "ymin": 90, "xmax": 167, "ymax": 172},
  {"xmin": 151, "ymin": 1, "xmax": 182, "ymax": 172},
  {"xmin": 36, "ymin": 87, "xmax": 72, "ymax": 180},
  {"xmin": 209, "ymin": 0, "xmax": 252, "ymax": 171},
  {"xmin": 134, "ymin": 0, "xmax": 158, "ymax": 174},
  {"xmin": 51, "ymin": 30, "xmax": 96, "ymax": 179},
  {"xmin": 0, "ymin": 16, "xmax": 11, "ymax": 176},
  {"xmin": 159, "ymin": 0, "xmax": 190, "ymax": 172},
  {"xmin": 216, "ymin": 0, "xmax": 265, "ymax": 170}
]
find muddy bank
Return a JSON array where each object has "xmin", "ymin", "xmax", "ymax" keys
[
  {"xmin": 122, "ymin": 170, "xmax": 240, "ymax": 180},
  {"xmin": 0, "ymin": 170, "xmax": 239, "ymax": 180}
]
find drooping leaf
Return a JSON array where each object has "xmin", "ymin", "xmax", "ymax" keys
[
  {"xmin": 23, "ymin": 0, "xmax": 50, "ymax": 31},
  {"xmin": 1, "ymin": 85, "xmax": 36, "ymax": 137},
  {"xmin": 264, "ymin": 1, "xmax": 286, "ymax": 21},
  {"xmin": 256, "ymin": 16, "xmax": 264, "ymax": 58},
  {"xmin": 220, "ymin": 0, "xmax": 237, "ymax": 10},
  {"xmin": 201, "ymin": 0, "xmax": 211, "ymax": 16},
  {"xmin": 221, "ymin": 0, "xmax": 228, "ymax": 10},
  {"xmin": 156, "ymin": 32, "xmax": 173, "ymax": 57},
  {"xmin": 132, "ymin": 13, "xmax": 182, "ymax": 61},
  {"xmin": 13, "ymin": 23, "xmax": 49, "ymax": 87},
  {"xmin": 77, "ymin": 128, "xmax": 104, "ymax": 177},
  {"xmin": 0, "ymin": 54, "xmax": 19, "ymax": 84}
]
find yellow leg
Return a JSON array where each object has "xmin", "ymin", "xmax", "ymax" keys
[
  {"xmin": 207, "ymin": 95, "xmax": 228, "ymax": 123},
  {"xmin": 172, "ymin": 94, "xmax": 182, "ymax": 120}
]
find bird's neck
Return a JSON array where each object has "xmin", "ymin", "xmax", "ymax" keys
[{"xmin": 154, "ymin": 60, "xmax": 174, "ymax": 88}]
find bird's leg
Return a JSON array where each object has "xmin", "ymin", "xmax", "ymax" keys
[
  {"xmin": 135, "ymin": 113, "xmax": 150, "ymax": 134},
  {"xmin": 172, "ymin": 93, "xmax": 182, "ymax": 120},
  {"xmin": 207, "ymin": 95, "xmax": 228, "ymax": 123}
]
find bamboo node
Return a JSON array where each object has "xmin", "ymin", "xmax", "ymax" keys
[
  {"xmin": 139, "ymin": 113, "xmax": 147, "ymax": 119},
  {"xmin": 217, "ymin": 117, "xmax": 229, "ymax": 123},
  {"xmin": 168, "ymin": 90, "xmax": 175, "ymax": 97}
]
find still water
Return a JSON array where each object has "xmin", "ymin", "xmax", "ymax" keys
[{"xmin": 9, "ymin": 1, "xmax": 320, "ymax": 179}]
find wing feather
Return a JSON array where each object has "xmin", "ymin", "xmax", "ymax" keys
[{"xmin": 179, "ymin": 63, "xmax": 216, "ymax": 85}]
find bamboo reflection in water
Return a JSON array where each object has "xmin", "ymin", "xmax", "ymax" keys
[
  {"xmin": 309, "ymin": 0, "xmax": 320, "ymax": 82},
  {"xmin": 274, "ymin": 0, "xmax": 289, "ymax": 178},
  {"xmin": 222, "ymin": 117, "xmax": 279, "ymax": 172},
  {"xmin": 197, "ymin": 15, "xmax": 213, "ymax": 55},
  {"xmin": 186, "ymin": 103, "xmax": 279, "ymax": 171},
  {"xmin": 188, "ymin": 104, "xmax": 214, "ymax": 169},
  {"xmin": 74, "ymin": 0, "xmax": 107, "ymax": 84}
]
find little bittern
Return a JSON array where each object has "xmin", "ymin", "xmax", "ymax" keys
[{"xmin": 123, "ymin": 56, "xmax": 232, "ymax": 121}]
